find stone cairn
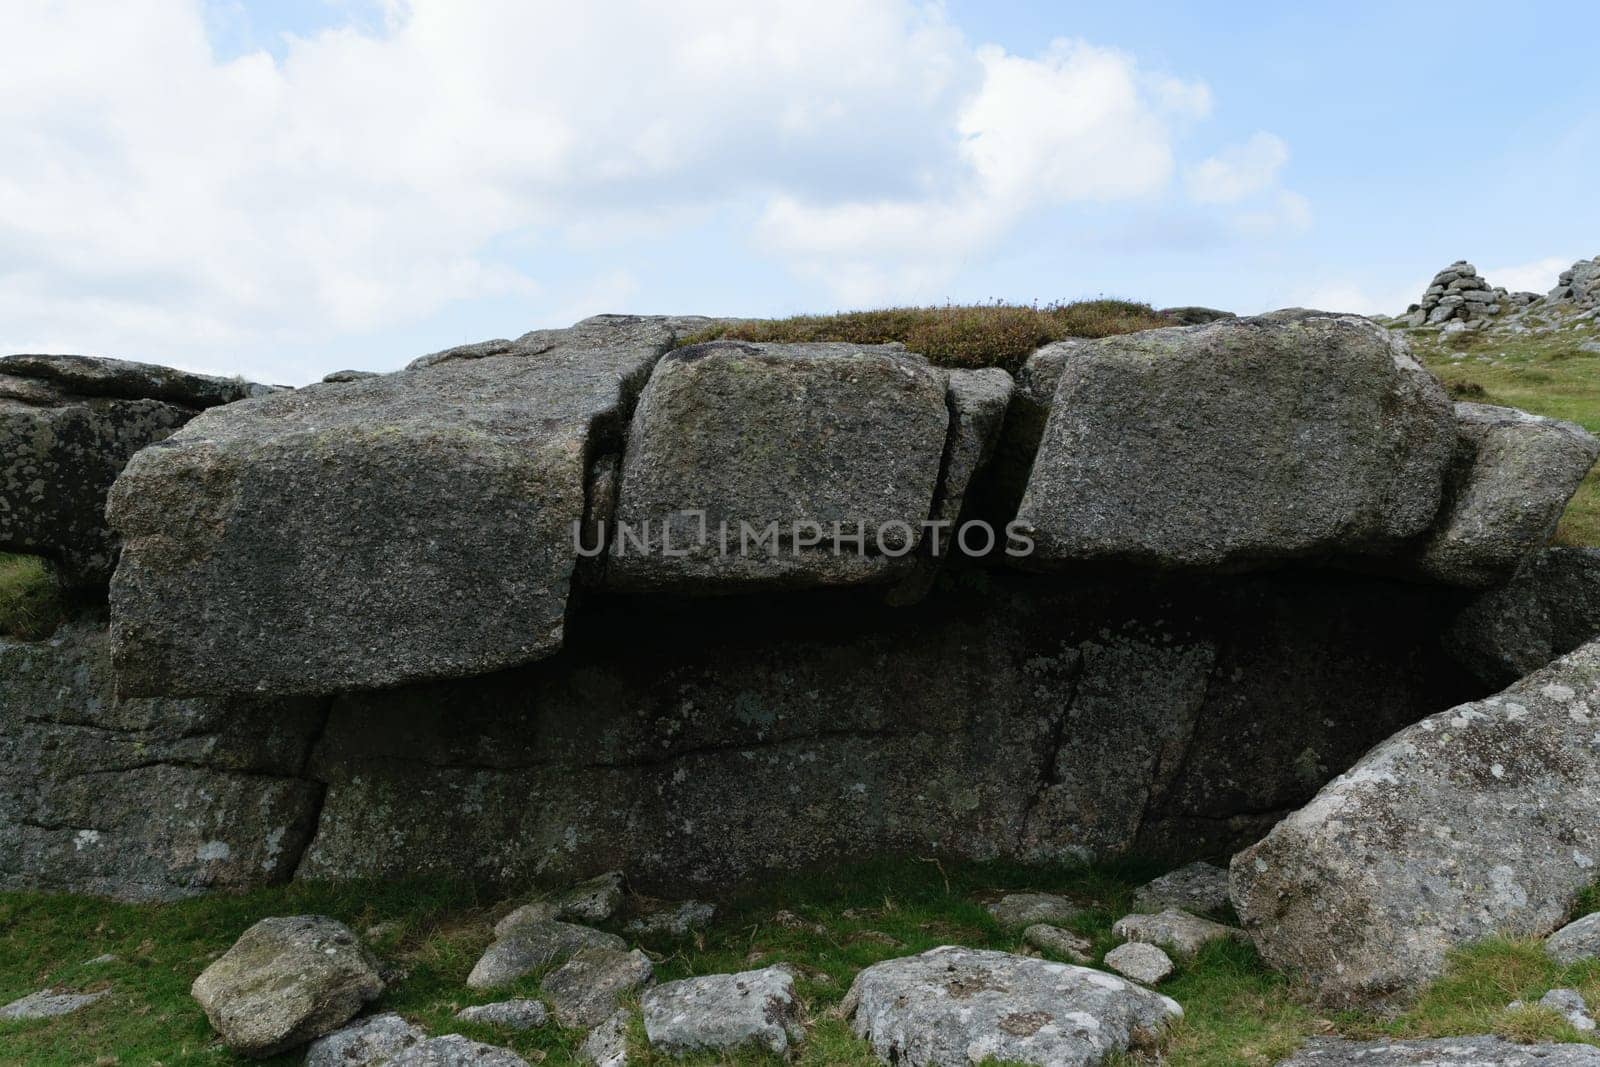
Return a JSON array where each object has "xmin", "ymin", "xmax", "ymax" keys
[{"xmin": 1405, "ymin": 260, "xmax": 1537, "ymax": 329}]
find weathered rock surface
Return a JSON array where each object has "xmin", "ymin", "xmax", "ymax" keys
[
  {"xmin": 0, "ymin": 989, "xmax": 108, "ymax": 1020},
  {"xmin": 305, "ymin": 1013, "xmax": 427, "ymax": 1067},
  {"xmin": 466, "ymin": 921, "xmax": 626, "ymax": 990},
  {"xmin": 388, "ymin": 1035, "xmax": 530, "ymax": 1066},
  {"xmin": 107, "ymin": 316, "xmax": 685, "ymax": 697},
  {"xmin": 1015, "ymin": 315, "xmax": 1456, "ymax": 570},
  {"xmin": 605, "ymin": 341, "xmax": 949, "ymax": 591},
  {"xmin": 455, "ymin": 1000, "xmax": 549, "ymax": 1032},
  {"xmin": 843, "ymin": 946, "xmax": 1181, "ymax": 1066},
  {"xmin": 641, "ymin": 966, "xmax": 802, "ymax": 1057},
  {"xmin": 1132, "ymin": 862, "xmax": 1231, "ymax": 915},
  {"xmin": 555, "ymin": 872, "xmax": 626, "ymax": 923},
  {"xmin": 0, "ymin": 619, "xmax": 324, "ymax": 901},
  {"xmin": 1103, "ymin": 942, "xmax": 1174, "ymax": 985},
  {"xmin": 988, "ymin": 893, "xmax": 1082, "ymax": 929},
  {"xmin": 1550, "ymin": 256, "xmax": 1600, "ymax": 308},
  {"xmin": 1547, "ymin": 913, "xmax": 1600, "ymax": 966},
  {"xmin": 626, "ymin": 901, "xmax": 716, "ymax": 937},
  {"xmin": 1416, "ymin": 404, "xmax": 1599, "ymax": 585},
  {"xmin": 936, "ymin": 367, "xmax": 1013, "ymax": 525},
  {"xmin": 1405, "ymin": 261, "xmax": 1516, "ymax": 329},
  {"xmin": 580, "ymin": 1009, "xmax": 631, "ymax": 1066},
  {"xmin": 1159, "ymin": 306, "xmax": 1236, "ymax": 326},
  {"xmin": 1509, "ymin": 988, "xmax": 1595, "ymax": 1031},
  {"xmin": 190, "ymin": 916, "xmax": 384, "ymax": 1058},
  {"xmin": 543, "ymin": 947, "xmax": 653, "ymax": 1028},
  {"xmin": 1232, "ymin": 639, "xmax": 1600, "ymax": 1009},
  {"xmin": 1281, "ymin": 1036, "xmax": 1600, "ymax": 1065},
  {"xmin": 0, "ymin": 353, "xmax": 273, "ymax": 408},
  {"xmin": 1448, "ymin": 548, "xmax": 1600, "ymax": 687},
  {"xmin": 1111, "ymin": 909, "xmax": 1241, "ymax": 959},
  {"xmin": 1022, "ymin": 924, "xmax": 1094, "ymax": 963}
]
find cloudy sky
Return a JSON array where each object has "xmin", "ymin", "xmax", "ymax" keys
[{"xmin": 3, "ymin": 1, "xmax": 1596, "ymax": 384}]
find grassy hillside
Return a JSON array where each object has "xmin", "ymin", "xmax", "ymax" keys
[{"xmin": 2, "ymin": 861, "xmax": 1597, "ymax": 1065}]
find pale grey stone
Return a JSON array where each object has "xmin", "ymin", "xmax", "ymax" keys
[
  {"xmin": 1022, "ymin": 924, "xmax": 1093, "ymax": 963},
  {"xmin": 304, "ymin": 1013, "xmax": 427, "ymax": 1067},
  {"xmin": 1103, "ymin": 942, "xmax": 1174, "ymax": 985},
  {"xmin": 641, "ymin": 966, "xmax": 802, "ymax": 1057},
  {"xmin": 580, "ymin": 1009, "xmax": 631, "ymax": 1066},
  {"xmin": 466, "ymin": 921, "xmax": 626, "ymax": 990},
  {"xmin": 1015, "ymin": 315, "xmax": 1455, "ymax": 570},
  {"xmin": 556, "ymin": 871, "xmax": 625, "ymax": 923},
  {"xmin": 542, "ymin": 947, "xmax": 653, "ymax": 1028},
  {"xmin": 0, "ymin": 989, "xmax": 108, "ymax": 1020},
  {"xmin": 454, "ymin": 1000, "xmax": 549, "ymax": 1031},
  {"xmin": 492, "ymin": 902, "xmax": 559, "ymax": 939},
  {"xmin": 190, "ymin": 916, "xmax": 384, "ymax": 1058},
  {"xmin": 844, "ymin": 946, "xmax": 1181, "ymax": 1066},
  {"xmin": 1547, "ymin": 913, "xmax": 1600, "ymax": 966},
  {"xmin": 387, "ymin": 1034, "xmax": 530, "ymax": 1066},
  {"xmin": 1132, "ymin": 862, "xmax": 1231, "ymax": 915},
  {"xmin": 1416, "ymin": 404, "xmax": 1600, "ymax": 586},
  {"xmin": 626, "ymin": 901, "xmax": 716, "ymax": 937},
  {"xmin": 1232, "ymin": 640, "xmax": 1600, "ymax": 1009},
  {"xmin": 987, "ymin": 893, "xmax": 1082, "ymax": 929},
  {"xmin": 1509, "ymin": 988, "xmax": 1595, "ymax": 1031},
  {"xmin": 1111, "ymin": 909, "xmax": 1243, "ymax": 959},
  {"xmin": 1280, "ymin": 1036, "xmax": 1600, "ymax": 1064},
  {"xmin": 605, "ymin": 341, "xmax": 949, "ymax": 592}
]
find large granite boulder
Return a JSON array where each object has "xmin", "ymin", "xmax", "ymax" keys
[
  {"xmin": 0, "ymin": 353, "xmax": 266, "ymax": 584},
  {"xmin": 0, "ymin": 618, "xmax": 324, "ymax": 901},
  {"xmin": 107, "ymin": 318, "xmax": 686, "ymax": 697},
  {"xmin": 190, "ymin": 915, "xmax": 384, "ymax": 1057},
  {"xmin": 842, "ymin": 946, "xmax": 1181, "ymax": 1066},
  {"xmin": 1448, "ymin": 547, "xmax": 1600, "ymax": 687},
  {"xmin": 1280, "ymin": 1036, "xmax": 1600, "ymax": 1065},
  {"xmin": 603, "ymin": 341, "xmax": 950, "ymax": 592},
  {"xmin": 1231, "ymin": 639, "xmax": 1600, "ymax": 1009},
  {"xmin": 1014, "ymin": 315, "xmax": 1456, "ymax": 570},
  {"xmin": 1415, "ymin": 404, "xmax": 1598, "ymax": 586}
]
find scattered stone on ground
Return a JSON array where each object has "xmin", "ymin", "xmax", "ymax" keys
[
  {"xmin": 1281, "ymin": 1035, "xmax": 1600, "ymax": 1064},
  {"xmin": 0, "ymin": 989, "xmax": 108, "ymax": 1020},
  {"xmin": 640, "ymin": 966, "xmax": 803, "ymax": 1057},
  {"xmin": 1448, "ymin": 547, "xmax": 1600, "ymax": 687},
  {"xmin": 189, "ymin": 915, "xmax": 384, "ymax": 1057},
  {"xmin": 1232, "ymin": 639, "xmax": 1600, "ymax": 1009},
  {"xmin": 492, "ymin": 902, "xmax": 559, "ymax": 938},
  {"xmin": 625, "ymin": 900, "xmax": 717, "ymax": 937},
  {"xmin": 1103, "ymin": 942, "xmax": 1175, "ymax": 985},
  {"xmin": 1132, "ymin": 861, "xmax": 1232, "ymax": 916},
  {"xmin": 84, "ymin": 953, "xmax": 118, "ymax": 966},
  {"xmin": 1111, "ymin": 909, "xmax": 1243, "ymax": 960},
  {"xmin": 454, "ymin": 1000, "xmax": 549, "ymax": 1031},
  {"xmin": 542, "ymin": 946, "xmax": 654, "ymax": 1028},
  {"xmin": 554, "ymin": 872, "xmax": 626, "ymax": 923},
  {"xmin": 1022, "ymin": 924, "xmax": 1094, "ymax": 963},
  {"xmin": 387, "ymin": 1034, "xmax": 530, "ymax": 1066},
  {"xmin": 987, "ymin": 892, "xmax": 1083, "ymax": 929},
  {"xmin": 467, "ymin": 921, "xmax": 626, "ymax": 990},
  {"xmin": 1547, "ymin": 912, "xmax": 1600, "ymax": 966},
  {"xmin": 844, "ymin": 946, "xmax": 1180, "ymax": 1066},
  {"xmin": 304, "ymin": 1013, "xmax": 427, "ymax": 1067},
  {"xmin": 1508, "ymin": 988, "xmax": 1596, "ymax": 1031},
  {"xmin": 580, "ymin": 1009, "xmax": 631, "ymax": 1066}
]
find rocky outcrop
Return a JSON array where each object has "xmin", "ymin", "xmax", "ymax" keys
[
  {"xmin": 1014, "ymin": 314, "xmax": 1456, "ymax": 570},
  {"xmin": 1403, "ymin": 261, "xmax": 1533, "ymax": 329},
  {"xmin": 1550, "ymin": 256, "xmax": 1600, "ymax": 309},
  {"xmin": 1231, "ymin": 639, "xmax": 1600, "ymax": 1009},
  {"xmin": 190, "ymin": 915, "xmax": 384, "ymax": 1058},
  {"xmin": 1447, "ymin": 547, "xmax": 1600, "ymax": 687},
  {"xmin": 843, "ymin": 946, "xmax": 1182, "ymax": 1066},
  {"xmin": 1417, "ymin": 404, "xmax": 1599, "ymax": 585},
  {"xmin": 0, "ymin": 618, "xmax": 325, "ymax": 901},
  {"xmin": 0, "ymin": 353, "xmax": 267, "ymax": 585}
]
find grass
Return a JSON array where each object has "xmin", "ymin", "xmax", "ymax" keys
[
  {"xmin": 0, "ymin": 553, "xmax": 66, "ymax": 641},
  {"xmin": 1404, "ymin": 313, "xmax": 1600, "ymax": 546},
  {"xmin": 680, "ymin": 299, "xmax": 1172, "ymax": 373},
  {"xmin": 3, "ymin": 859, "xmax": 1597, "ymax": 1066}
]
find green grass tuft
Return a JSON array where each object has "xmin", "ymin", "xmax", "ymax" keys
[
  {"xmin": 680, "ymin": 299, "xmax": 1172, "ymax": 374},
  {"xmin": 0, "ymin": 553, "xmax": 67, "ymax": 641}
]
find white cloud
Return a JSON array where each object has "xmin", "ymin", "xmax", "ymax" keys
[
  {"xmin": 0, "ymin": 2, "xmax": 1298, "ymax": 380},
  {"xmin": 1186, "ymin": 132, "xmax": 1289, "ymax": 203},
  {"xmin": 1483, "ymin": 256, "xmax": 1572, "ymax": 295}
]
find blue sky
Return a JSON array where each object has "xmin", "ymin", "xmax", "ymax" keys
[{"xmin": 2, "ymin": 1, "xmax": 1596, "ymax": 384}]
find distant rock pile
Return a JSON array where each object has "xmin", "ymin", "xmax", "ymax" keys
[
  {"xmin": 1551, "ymin": 255, "xmax": 1600, "ymax": 308},
  {"xmin": 1404, "ymin": 255, "xmax": 1600, "ymax": 331}
]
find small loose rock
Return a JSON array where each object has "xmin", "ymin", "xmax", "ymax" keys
[
  {"xmin": 455, "ymin": 999, "xmax": 550, "ymax": 1032},
  {"xmin": 542, "ymin": 947, "xmax": 653, "ymax": 1028},
  {"xmin": 1111, "ymin": 909, "xmax": 1243, "ymax": 959},
  {"xmin": 1022, "ymin": 924, "xmax": 1094, "ymax": 964},
  {"xmin": 641, "ymin": 966, "xmax": 803, "ymax": 1057},
  {"xmin": 1104, "ymin": 942, "xmax": 1175, "ymax": 985},
  {"xmin": 305, "ymin": 1013, "xmax": 426, "ymax": 1067},
  {"xmin": 0, "ymin": 989, "xmax": 108, "ymax": 1021},
  {"xmin": 986, "ymin": 892, "xmax": 1082, "ymax": 929},
  {"xmin": 1132, "ymin": 861, "xmax": 1231, "ymax": 915}
]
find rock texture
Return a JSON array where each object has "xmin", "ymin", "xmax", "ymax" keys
[
  {"xmin": 542, "ymin": 947, "xmax": 653, "ymax": 1027},
  {"xmin": 640, "ymin": 966, "xmax": 803, "ymax": 1057},
  {"xmin": 1232, "ymin": 639, "xmax": 1600, "ymax": 1009},
  {"xmin": 843, "ymin": 946, "xmax": 1181, "ymax": 1066},
  {"xmin": 388, "ymin": 1035, "xmax": 529, "ymax": 1066},
  {"xmin": 190, "ymin": 916, "xmax": 384, "ymax": 1058},
  {"xmin": 1022, "ymin": 925, "xmax": 1094, "ymax": 963},
  {"xmin": 626, "ymin": 901, "xmax": 716, "ymax": 937},
  {"xmin": 1509, "ymin": 988, "xmax": 1595, "ymax": 1031},
  {"xmin": 1550, "ymin": 256, "xmax": 1600, "ymax": 309},
  {"xmin": 107, "ymin": 316, "xmax": 688, "ymax": 698},
  {"xmin": 1417, "ymin": 404, "xmax": 1599, "ymax": 586},
  {"xmin": 1015, "ymin": 315, "xmax": 1456, "ymax": 570},
  {"xmin": 1132, "ymin": 862, "xmax": 1231, "ymax": 915},
  {"xmin": 988, "ymin": 893, "xmax": 1082, "ymax": 929},
  {"xmin": 1448, "ymin": 548, "xmax": 1600, "ymax": 687},
  {"xmin": 605, "ymin": 341, "xmax": 950, "ymax": 592},
  {"xmin": 466, "ymin": 920, "xmax": 626, "ymax": 990},
  {"xmin": 0, "ymin": 989, "xmax": 107, "ymax": 1020},
  {"xmin": 1281, "ymin": 1036, "xmax": 1600, "ymax": 1065},
  {"xmin": 1405, "ymin": 261, "xmax": 1525, "ymax": 329},
  {"xmin": 455, "ymin": 1000, "xmax": 549, "ymax": 1031},
  {"xmin": 1111, "ymin": 909, "xmax": 1241, "ymax": 959},
  {"xmin": 1103, "ymin": 942, "xmax": 1174, "ymax": 985},
  {"xmin": 580, "ymin": 1010, "xmax": 631, "ymax": 1067},
  {"xmin": 305, "ymin": 1013, "xmax": 427, "ymax": 1067},
  {"xmin": 1547, "ymin": 913, "xmax": 1600, "ymax": 966},
  {"xmin": 0, "ymin": 619, "xmax": 324, "ymax": 901}
]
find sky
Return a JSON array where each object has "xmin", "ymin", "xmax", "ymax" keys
[{"xmin": 2, "ymin": 1, "xmax": 1596, "ymax": 385}]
